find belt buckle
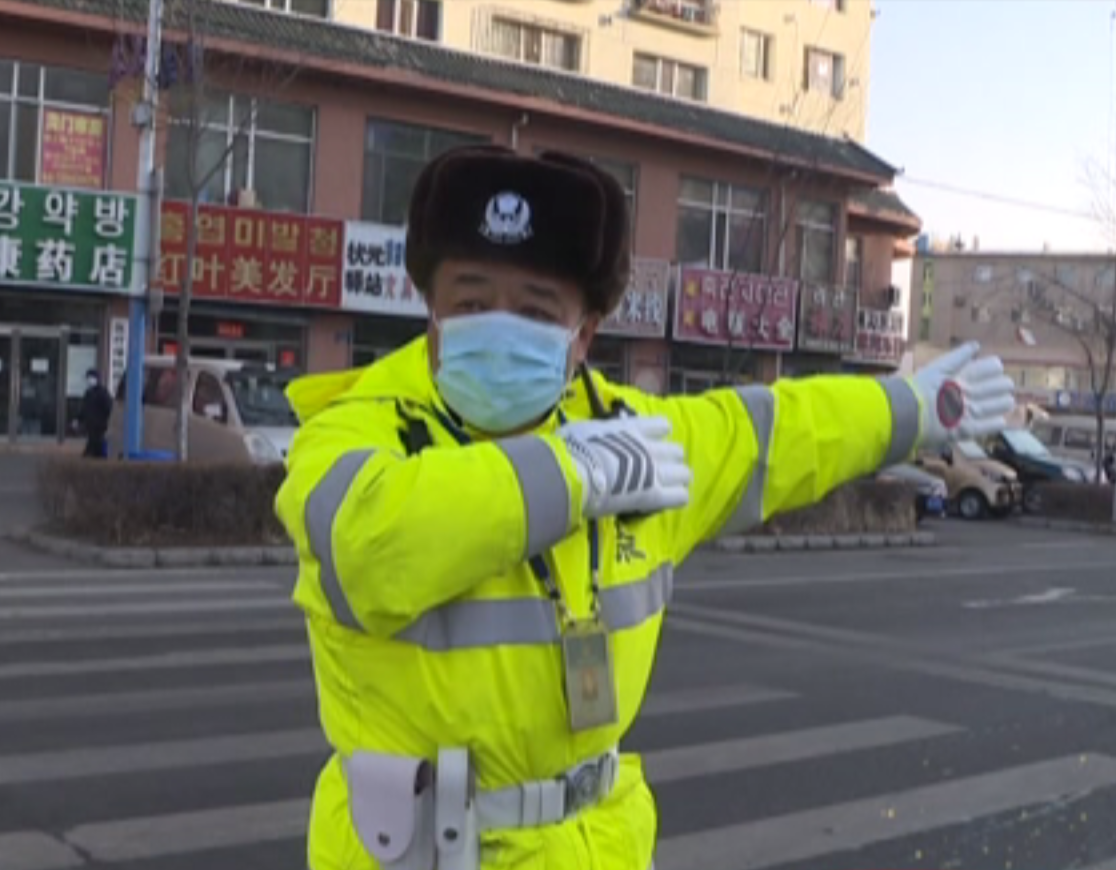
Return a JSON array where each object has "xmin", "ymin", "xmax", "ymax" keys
[{"xmin": 563, "ymin": 757, "xmax": 604, "ymax": 818}]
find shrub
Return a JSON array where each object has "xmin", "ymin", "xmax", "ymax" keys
[
  {"xmin": 758, "ymin": 480, "xmax": 918, "ymax": 536},
  {"xmin": 1029, "ymin": 482, "xmax": 1114, "ymax": 524},
  {"xmin": 37, "ymin": 458, "xmax": 287, "ymax": 547}
]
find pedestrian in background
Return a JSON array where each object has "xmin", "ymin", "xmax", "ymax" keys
[{"xmin": 78, "ymin": 369, "xmax": 113, "ymax": 459}]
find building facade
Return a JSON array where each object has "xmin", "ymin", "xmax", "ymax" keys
[
  {"xmin": 0, "ymin": 0, "xmax": 915, "ymax": 443},
  {"xmin": 228, "ymin": 0, "xmax": 873, "ymax": 142},
  {"xmin": 911, "ymin": 249, "xmax": 1116, "ymax": 410}
]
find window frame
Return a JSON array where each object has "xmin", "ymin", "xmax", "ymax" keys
[
  {"xmin": 676, "ymin": 176, "xmax": 768, "ymax": 273},
  {"xmin": 632, "ymin": 53, "xmax": 708, "ymax": 102},
  {"xmin": 796, "ymin": 200, "xmax": 838, "ymax": 285},
  {"xmin": 804, "ymin": 47, "xmax": 845, "ymax": 99},
  {"xmin": 741, "ymin": 29, "xmax": 774, "ymax": 81},
  {"xmin": 489, "ymin": 16, "xmax": 581, "ymax": 71}
]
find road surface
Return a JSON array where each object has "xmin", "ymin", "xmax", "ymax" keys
[{"xmin": 3, "ymin": 520, "xmax": 1116, "ymax": 870}]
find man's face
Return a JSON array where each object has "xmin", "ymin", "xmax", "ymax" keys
[{"xmin": 426, "ymin": 258, "xmax": 600, "ymax": 375}]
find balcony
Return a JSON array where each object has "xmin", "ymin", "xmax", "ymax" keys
[{"xmin": 629, "ymin": 0, "xmax": 719, "ymax": 36}]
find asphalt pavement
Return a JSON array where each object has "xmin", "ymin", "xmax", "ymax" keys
[{"xmin": 2, "ymin": 519, "xmax": 1116, "ymax": 870}]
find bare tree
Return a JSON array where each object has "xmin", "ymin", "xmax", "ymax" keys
[{"xmin": 113, "ymin": 0, "xmax": 301, "ymax": 460}]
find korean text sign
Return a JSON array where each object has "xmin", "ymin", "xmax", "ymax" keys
[
  {"xmin": 40, "ymin": 109, "xmax": 107, "ymax": 190},
  {"xmin": 341, "ymin": 221, "xmax": 427, "ymax": 318},
  {"xmin": 673, "ymin": 267, "xmax": 798, "ymax": 351},
  {"xmin": 156, "ymin": 201, "xmax": 344, "ymax": 308},
  {"xmin": 0, "ymin": 182, "xmax": 138, "ymax": 294},
  {"xmin": 599, "ymin": 258, "xmax": 671, "ymax": 339},
  {"xmin": 797, "ymin": 285, "xmax": 858, "ymax": 354}
]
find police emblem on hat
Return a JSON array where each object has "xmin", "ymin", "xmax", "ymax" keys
[{"xmin": 480, "ymin": 191, "xmax": 533, "ymax": 245}]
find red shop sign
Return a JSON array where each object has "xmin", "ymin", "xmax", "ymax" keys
[
  {"xmin": 156, "ymin": 201, "xmax": 344, "ymax": 309},
  {"xmin": 673, "ymin": 267, "xmax": 798, "ymax": 351}
]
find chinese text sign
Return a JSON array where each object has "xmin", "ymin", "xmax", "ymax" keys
[
  {"xmin": 599, "ymin": 258, "xmax": 672, "ymax": 339},
  {"xmin": 40, "ymin": 109, "xmax": 107, "ymax": 190},
  {"xmin": 341, "ymin": 222, "xmax": 427, "ymax": 317},
  {"xmin": 797, "ymin": 285, "xmax": 858, "ymax": 354},
  {"xmin": 851, "ymin": 308, "xmax": 905, "ymax": 363},
  {"xmin": 0, "ymin": 182, "xmax": 138, "ymax": 294},
  {"xmin": 673, "ymin": 267, "xmax": 798, "ymax": 351},
  {"xmin": 156, "ymin": 201, "xmax": 344, "ymax": 309}
]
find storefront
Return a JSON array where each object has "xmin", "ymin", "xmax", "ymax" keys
[
  {"xmin": 0, "ymin": 182, "xmax": 139, "ymax": 442},
  {"xmin": 785, "ymin": 284, "xmax": 859, "ymax": 377},
  {"xmin": 843, "ymin": 306, "xmax": 905, "ymax": 374},
  {"xmin": 155, "ymin": 305, "xmax": 308, "ymax": 368},
  {"xmin": 591, "ymin": 258, "xmax": 673, "ymax": 390}
]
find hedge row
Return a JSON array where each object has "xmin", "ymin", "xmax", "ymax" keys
[
  {"xmin": 1029, "ymin": 482, "xmax": 1115, "ymax": 524},
  {"xmin": 757, "ymin": 479, "xmax": 918, "ymax": 537},
  {"xmin": 38, "ymin": 458, "xmax": 287, "ymax": 547}
]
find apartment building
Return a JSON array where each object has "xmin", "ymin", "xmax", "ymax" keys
[
  {"xmin": 912, "ymin": 250, "xmax": 1115, "ymax": 409},
  {"xmin": 229, "ymin": 0, "xmax": 872, "ymax": 142}
]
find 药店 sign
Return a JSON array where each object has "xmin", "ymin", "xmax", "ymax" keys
[
  {"xmin": 156, "ymin": 201, "xmax": 345, "ymax": 309},
  {"xmin": 341, "ymin": 221, "xmax": 428, "ymax": 318},
  {"xmin": 599, "ymin": 258, "xmax": 671, "ymax": 339},
  {"xmin": 797, "ymin": 285, "xmax": 858, "ymax": 354},
  {"xmin": 0, "ymin": 181, "xmax": 139, "ymax": 295},
  {"xmin": 673, "ymin": 267, "xmax": 798, "ymax": 351}
]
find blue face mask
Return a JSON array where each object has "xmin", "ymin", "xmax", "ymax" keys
[{"xmin": 434, "ymin": 311, "xmax": 578, "ymax": 434}]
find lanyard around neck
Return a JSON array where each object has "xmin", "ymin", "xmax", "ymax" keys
[{"xmin": 429, "ymin": 404, "xmax": 602, "ymax": 623}]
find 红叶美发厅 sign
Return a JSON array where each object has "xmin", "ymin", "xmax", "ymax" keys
[
  {"xmin": 155, "ymin": 201, "xmax": 345, "ymax": 309},
  {"xmin": 0, "ymin": 182, "xmax": 139, "ymax": 295},
  {"xmin": 341, "ymin": 221, "xmax": 428, "ymax": 317},
  {"xmin": 599, "ymin": 258, "xmax": 671, "ymax": 339}
]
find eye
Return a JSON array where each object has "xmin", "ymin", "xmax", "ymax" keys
[{"xmin": 522, "ymin": 307, "xmax": 560, "ymax": 323}]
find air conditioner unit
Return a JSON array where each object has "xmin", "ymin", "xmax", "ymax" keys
[
  {"xmin": 884, "ymin": 285, "xmax": 901, "ymax": 308},
  {"xmin": 234, "ymin": 188, "xmax": 258, "ymax": 208}
]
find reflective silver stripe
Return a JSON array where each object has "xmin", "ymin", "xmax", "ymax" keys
[
  {"xmin": 496, "ymin": 435, "xmax": 572, "ymax": 558},
  {"xmin": 304, "ymin": 450, "xmax": 374, "ymax": 632},
  {"xmin": 395, "ymin": 563, "xmax": 673, "ymax": 651},
  {"xmin": 878, "ymin": 376, "xmax": 921, "ymax": 467},
  {"xmin": 600, "ymin": 563, "xmax": 673, "ymax": 632},
  {"xmin": 725, "ymin": 386, "xmax": 777, "ymax": 535}
]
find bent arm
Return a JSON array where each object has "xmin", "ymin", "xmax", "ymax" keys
[
  {"xmin": 275, "ymin": 405, "xmax": 585, "ymax": 637},
  {"xmin": 657, "ymin": 375, "xmax": 920, "ymax": 559}
]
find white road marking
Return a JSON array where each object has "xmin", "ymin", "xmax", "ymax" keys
[
  {"xmin": 0, "ymin": 598, "xmax": 293, "ymax": 619},
  {"xmin": 640, "ymin": 683, "xmax": 796, "ymax": 716},
  {"xmin": 0, "ymin": 644, "xmax": 308, "ymax": 680},
  {"xmin": 0, "ymin": 833, "xmax": 82, "ymax": 870},
  {"xmin": 0, "ymin": 580, "xmax": 280, "ymax": 599}
]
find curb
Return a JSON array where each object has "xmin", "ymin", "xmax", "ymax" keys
[
  {"xmin": 709, "ymin": 530, "xmax": 936, "ymax": 554},
  {"xmin": 7, "ymin": 528, "xmax": 297, "ymax": 568},
  {"xmin": 1014, "ymin": 516, "xmax": 1116, "ymax": 537}
]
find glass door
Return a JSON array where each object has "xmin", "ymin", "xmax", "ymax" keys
[
  {"xmin": 0, "ymin": 335, "xmax": 11, "ymax": 440},
  {"xmin": 17, "ymin": 335, "xmax": 62, "ymax": 439}
]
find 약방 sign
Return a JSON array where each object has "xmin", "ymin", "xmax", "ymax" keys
[
  {"xmin": 156, "ymin": 201, "xmax": 345, "ymax": 309},
  {"xmin": 0, "ymin": 181, "xmax": 138, "ymax": 295},
  {"xmin": 341, "ymin": 221, "xmax": 427, "ymax": 317},
  {"xmin": 599, "ymin": 258, "xmax": 671, "ymax": 339},
  {"xmin": 797, "ymin": 284, "xmax": 858, "ymax": 354},
  {"xmin": 673, "ymin": 267, "xmax": 798, "ymax": 351}
]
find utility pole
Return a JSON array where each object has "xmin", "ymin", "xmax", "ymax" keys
[{"xmin": 125, "ymin": 0, "xmax": 164, "ymax": 459}]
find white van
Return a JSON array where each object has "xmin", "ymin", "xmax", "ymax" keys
[
  {"xmin": 107, "ymin": 356, "xmax": 298, "ymax": 464},
  {"xmin": 1031, "ymin": 414, "xmax": 1116, "ymax": 469}
]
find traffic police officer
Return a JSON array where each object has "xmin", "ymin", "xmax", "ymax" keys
[{"xmin": 276, "ymin": 145, "xmax": 1015, "ymax": 870}]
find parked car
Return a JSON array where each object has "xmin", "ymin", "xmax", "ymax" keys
[
  {"xmin": 877, "ymin": 463, "xmax": 949, "ymax": 522},
  {"xmin": 984, "ymin": 428, "xmax": 1097, "ymax": 513},
  {"xmin": 915, "ymin": 440, "xmax": 1021, "ymax": 519},
  {"xmin": 107, "ymin": 356, "xmax": 298, "ymax": 464},
  {"xmin": 1030, "ymin": 414, "xmax": 1116, "ymax": 482}
]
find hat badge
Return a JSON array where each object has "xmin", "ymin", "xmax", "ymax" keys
[{"xmin": 481, "ymin": 191, "xmax": 533, "ymax": 245}]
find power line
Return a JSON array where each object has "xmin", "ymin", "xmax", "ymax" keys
[{"xmin": 898, "ymin": 176, "xmax": 1094, "ymax": 221}]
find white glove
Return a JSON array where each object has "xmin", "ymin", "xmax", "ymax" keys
[
  {"xmin": 558, "ymin": 416, "xmax": 693, "ymax": 518},
  {"xmin": 911, "ymin": 341, "xmax": 1016, "ymax": 447}
]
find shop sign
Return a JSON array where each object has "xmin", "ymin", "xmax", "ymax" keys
[
  {"xmin": 0, "ymin": 181, "xmax": 139, "ymax": 295},
  {"xmin": 341, "ymin": 221, "xmax": 427, "ymax": 318},
  {"xmin": 599, "ymin": 258, "xmax": 671, "ymax": 339},
  {"xmin": 108, "ymin": 317, "xmax": 128, "ymax": 395},
  {"xmin": 673, "ymin": 267, "xmax": 798, "ymax": 351},
  {"xmin": 156, "ymin": 201, "xmax": 345, "ymax": 309},
  {"xmin": 797, "ymin": 285, "xmax": 858, "ymax": 354},
  {"xmin": 40, "ymin": 109, "xmax": 107, "ymax": 190},
  {"xmin": 850, "ymin": 308, "xmax": 905, "ymax": 363}
]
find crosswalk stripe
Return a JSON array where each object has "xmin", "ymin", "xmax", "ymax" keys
[
  {"xmin": 645, "ymin": 716, "xmax": 961, "ymax": 785},
  {"xmin": 64, "ymin": 798, "xmax": 311, "ymax": 863},
  {"xmin": 0, "ymin": 832, "xmax": 82, "ymax": 870},
  {"xmin": 654, "ymin": 754, "xmax": 1116, "ymax": 870},
  {"xmin": 0, "ymin": 644, "xmax": 308, "ymax": 679},
  {"xmin": 0, "ymin": 580, "xmax": 281, "ymax": 599},
  {"xmin": 639, "ymin": 684, "xmax": 795, "ymax": 716},
  {"xmin": 0, "ymin": 729, "xmax": 326, "ymax": 785},
  {"xmin": 0, "ymin": 598, "xmax": 292, "ymax": 619},
  {"xmin": 0, "ymin": 617, "xmax": 304, "ymax": 646}
]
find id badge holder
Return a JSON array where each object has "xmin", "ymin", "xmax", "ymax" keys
[{"xmin": 561, "ymin": 618, "xmax": 618, "ymax": 733}]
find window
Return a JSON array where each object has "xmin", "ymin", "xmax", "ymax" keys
[
  {"xmin": 165, "ymin": 93, "xmax": 315, "ymax": 213},
  {"xmin": 633, "ymin": 54, "xmax": 707, "ymax": 102},
  {"xmin": 796, "ymin": 200, "xmax": 837, "ymax": 284},
  {"xmin": 192, "ymin": 372, "xmax": 228, "ymax": 423},
  {"xmin": 362, "ymin": 119, "xmax": 486, "ymax": 225},
  {"xmin": 845, "ymin": 236, "xmax": 863, "ymax": 289},
  {"xmin": 741, "ymin": 29, "xmax": 773, "ymax": 81},
  {"xmin": 487, "ymin": 18, "xmax": 581, "ymax": 71},
  {"xmin": 804, "ymin": 48, "xmax": 845, "ymax": 99},
  {"xmin": 974, "ymin": 265, "xmax": 993, "ymax": 283},
  {"xmin": 676, "ymin": 177, "xmax": 767, "ymax": 273},
  {"xmin": 0, "ymin": 60, "xmax": 110, "ymax": 185},
  {"xmin": 375, "ymin": 0, "xmax": 440, "ymax": 40},
  {"xmin": 232, "ymin": 0, "xmax": 330, "ymax": 17}
]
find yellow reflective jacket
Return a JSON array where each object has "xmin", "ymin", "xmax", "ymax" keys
[{"xmin": 275, "ymin": 336, "xmax": 921, "ymax": 870}]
